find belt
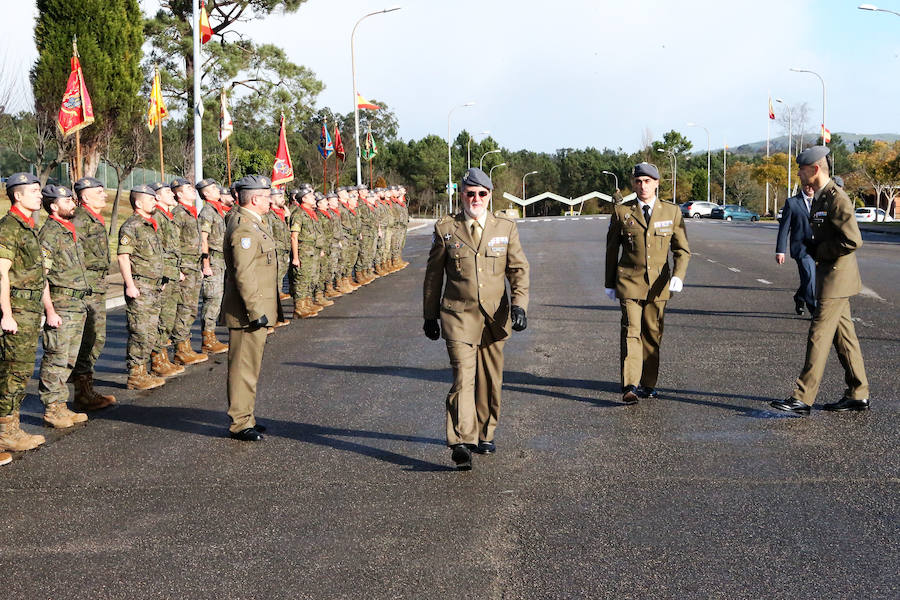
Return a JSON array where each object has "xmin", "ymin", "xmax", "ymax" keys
[
  {"xmin": 133, "ymin": 274, "xmax": 166, "ymax": 286},
  {"xmin": 49, "ymin": 285, "xmax": 92, "ymax": 299},
  {"xmin": 209, "ymin": 248, "xmax": 224, "ymax": 258},
  {"xmin": 9, "ymin": 288, "xmax": 43, "ymax": 300}
]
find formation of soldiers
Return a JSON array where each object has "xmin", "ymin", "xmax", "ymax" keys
[{"xmin": 0, "ymin": 172, "xmax": 409, "ymax": 465}]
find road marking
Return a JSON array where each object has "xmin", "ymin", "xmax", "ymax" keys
[
  {"xmin": 570, "ymin": 217, "xmax": 580, "ymax": 220},
  {"xmin": 860, "ymin": 286, "xmax": 885, "ymax": 302},
  {"xmin": 757, "ymin": 279, "xmax": 772, "ymax": 285},
  {"xmin": 584, "ymin": 217, "xmax": 594, "ymax": 220},
  {"xmin": 706, "ymin": 259, "xmax": 717, "ymax": 263},
  {"xmin": 542, "ymin": 218, "xmax": 552, "ymax": 222},
  {"xmin": 729, "ymin": 267, "xmax": 741, "ymax": 273}
]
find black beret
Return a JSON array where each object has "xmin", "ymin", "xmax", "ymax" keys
[
  {"xmin": 270, "ymin": 186, "xmax": 285, "ymax": 196},
  {"xmin": 460, "ymin": 167, "xmax": 493, "ymax": 191},
  {"xmin": 169, "ymin": 176, "xmax": 192, "ymax": 189},
  {"xmin": 358, "ymin": 183, "xmax": 368, "ymax": 190},
  {"xmin": 218, "ymin": 184, "xmax": 230, "ymax": 195},
  {"xmin": 234, "ymin": 174, "xmax": 271, "ymax": 191},
  {"xmin": 131, "ymin": 184, "xmax": 157, "ymax": 196},
  {"xmin": 326, "ymin": 192, "xmax": 338, "ymax": 199},
  {"xmin": 41, "ymin": 184, "xmax": 73, "ymax": 200},
  {"xmin": 73, "ymin": 177, "xmax": 104, "ymax": 193},
  {"xmin": 147, "ymin": 181, "xmax": 170, "ymax": 192},
  {"xmin": 195, "ymin": 178, "xmax": 218, "ymax": 190},
  {"xmin": 631, "ymin": 162, "xmax": 660, "ymax": 180},
  {"xmin": 5, "ymin": 172, "xmax": 40, "ymax": 190},
  {"xmin": 314, "ymin": 192, "xmax": 326, "ymax": 201},
  {"xmin": 796, "ymin": 145, "xmax": 830, "ymax": 166},
  {"xmin": 833, "ymin": 176, "xmax": 844, "ymax": 188}
]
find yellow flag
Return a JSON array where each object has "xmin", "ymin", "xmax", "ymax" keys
[{"xmin": 147, "ymin": 68, "xmax": 169, "ymax": 132}]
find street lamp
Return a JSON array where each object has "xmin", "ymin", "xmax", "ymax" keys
[
  {"xmin": 601, "ymin": 170, "xmax": 619, "ymax": 193},
  {"xmin": 351, "ymin": 6, "xmax": 401, "ymax": 185},
  {"xmin": 776, "ymin": 98, "xmax": 794, "ymax": 199},
  {"xmin": 447, "ymin": 102, "xmax": 475, "ymax": 214},
  {"xmin": 522, "ymin": 170, "xmax": 538, "ymax": 218},
  {"xmin": 488, "ymin": 162, "xmax": 506, "ymax": 213},
  {"xmin": 859, "ymin": 4, "xmax": 900, "ymax": 16},
  {"xmin": 657, "ymin": 148, "xmax": 677, "ymax": 202},
  {"xmin": 687, "ymin": 122, "xmax": 711, "ymax": 203},
  {"xmin": 480, "ymin": 149, "xmax": 501, "ymax": 170},
  {"xmin": 790, "ymin": 67, "xmax": 827, "ymax": 145},
  {"xmin": 467, "ymin": 130, "xmax": 490, "ymax": 169}
]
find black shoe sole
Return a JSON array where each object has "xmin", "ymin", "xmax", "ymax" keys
[
  {"xmin": 622, "ymin": 393, "xmax": 639, "ymax": 405},
  {"xmin": 823, "ymin": 404, "xmax": 869, "ymax": 412},
  {"xmin": 769, "ymin": 402, "xmax": 810, "ymax": 416},
  {"xmin": 475, "ymin": 446, "xmax": 495, "ymax": 455},
  {"xmin": 451, "ymin": 446, "xmax": 472, "ymax": 469}
]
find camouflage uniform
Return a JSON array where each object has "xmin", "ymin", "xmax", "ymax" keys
[
  {"xmin": 397, "ymin": 199, "xmax": 410, "ymax": 258},
  {"xmin": 356, "ymin": 200, "xmax": 377, "ymax": 274},
  {"xmin": 173, "ymin": 202, "xmax": 203, "ymax": 343},
  {"xmin": 339, "ymin": 203, "xmax": 360, "ymax": 280},
  {"xmin": 290, "ymin": 205, "xmax": 325, "ymax": 300},
  {"xmin": 118, "ymin": 215, "xmax": 164, "ymax": 369},
  {"xmin": 198, "ymin": 201, "xmax": 227, "ymax": 330},
  {"xmin": 0, "ymin": 209, "xmax": 45, "ymax": 417},
  {"xmin": 376, "ymin": 200, "xmax": 393, "ymax": 268},
  {"xmin": 318, "ymin": 208, "xmax": 337, "ymax": 292},
  {"xmin": 389, "ymin": 200, "xmax": 404, "ymax": 262},
  {"xmin": 71, "ymin": 205, "xmax": 109, "ymax": 377},
  {"xmin": 266, "ymin": 207, "xmax": 291, "ymax": 296},
  {"xmin": 154, "ymin": 207, "xmax": 182, "ymax": 352}
]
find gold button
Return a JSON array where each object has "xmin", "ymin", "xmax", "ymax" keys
[
  {"xmin": 479, "ymin": 283, "xmax": 483, "ymax": 288},
  {"xmin": 478, "ymin": 268, "xmax": 482, "ymax": 272}
]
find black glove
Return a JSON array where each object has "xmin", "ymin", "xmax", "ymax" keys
[
  {"xmin": 511, "ymin": 305, "xmax": 527, "ymax": 331},
  {"xmin": 250, "ymin": 314, "xmax": 269, "ymax": 330},
  {"xmin": 423, "ymin": 319, "xmax": 440, "ymax": 340}
]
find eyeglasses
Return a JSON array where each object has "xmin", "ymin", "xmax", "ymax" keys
[{"xmin": 465, "ymin": 190, "xmax": 490, "ymax": 198}]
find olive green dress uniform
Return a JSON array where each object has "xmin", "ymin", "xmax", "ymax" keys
[
  {"xmin": 290, "ymin": 205, "xmax": 325, "ymax": 301},
  {"xmin": 173, "ymin": 201, "xmax": 203, "ymax": 344},
  {"xmin": 424, "ymin": 212, "xmax": 530, "ymax": 447},
  {"xmin": 71, "ymin": 205, "xmax": 109, "ymax": 378},
  {"xmin": 154, "ymin": 206, "xmax": 182, "ymax": 354},
  {"xmin": 118, "ymin": 214, "xmax": 165, "ymax": 370},
  {"xmin": 222, "ymin": 206, "xmax": 279, "ymax": 433},
  {"xmin": 0, "ymin": 208, "xmax": 46, "ymax": 417},
  {"xmin": 791, "ymin": 179, "xmax": 868, "ymax": 405},
  {"xmin": 266, "ymin": 207, "xmax": 291, "ymax": 295},
  {"xmin": 37, "ymin": 215, "xmax": 91, "ymax": 407},
  {"xmin": 199, "ymin": 200, "xmax": 228, "ymax": 331},
  {"xmin": 605, "ymin": 198, "xmax": 690, "ymax": 390}
]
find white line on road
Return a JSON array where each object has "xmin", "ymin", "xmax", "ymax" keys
[
  {"xmin": 757, "ymin": 279, "xmax": 772, "ymax": 285},
  {"xmin": 729, "ymin": 267, "xmax": 741, "ymax": 272},
  {"xmin": 860, "ymin": 286, "xmax": 885, "ymax": 302},
  {"xmin": 707, "ymin": 259, "xmax": 717, "ymax": 263}
]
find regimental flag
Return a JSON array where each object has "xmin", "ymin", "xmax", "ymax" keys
[
  {"xmin": 199, "ymin": 1, "xmax": 213, "ymax": 44},
  {"xmin": 218, "ymin": 88, "xmax": 233, "ymax": 142},
  {"xmin": 333, "ymin": 123, "xmax": 345, "ymax": 161},
  {"xmin": 768, "ymin": 97, "xmax": 775, "ymax": 120},
  {"xmin": 356, "ymin": 94, "xmax": 379, "ymax": 110},
  {"xmin": 272, "ymin": 114, "xmax": 294, "ymax": 186},
  {"xmin": 147, "ymin": 67, "xmax": 169, "ymax": 132},
  {"xmin": 57, "ymin": 39, "xmax": 95, "ymax": 137},
  {"xmin": 821, "ymin": 124, "xmax": 831, "ymax": 144},
  {"xmin": 363, "ymin": 126, "xmax": 378, "ymax": 160},
  {"xmin": 318, "ymin": 120, "xmax": 334, "ymax": 159}
]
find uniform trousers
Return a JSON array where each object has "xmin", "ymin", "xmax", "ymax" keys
[
  {"xmin": 794, "ymin": 254, "xmax": 817, "ymax": 310},
  {"xmin": 619, "ymin": 298, "xmax": 666, "ymax": 389},
  {"xmin": 125, "ymin": 279, "xmax": 162, "ymax": 369},
  {"xmin": 73, "ymin": 286, "xmax": 107, "ymax": 376},
  {"xmin": 445, "ymin": 330, "xmax": 505, "ymax": 447},
  {"xmin": 0, "ymin": 300, "xmax": 41, "ymax": 416},
  {"xmin": 39, "ymin": 296, "xmax": 87, "ymax": 405},
  {"xmin": 173, "ymin": 268, "xmax": 202, "ymax": 343},
  {"xmin": 227, "ymin": 324, "xmax": 268, "ymax": 433},
  {"xmin": 792, "ymin": 297, "xmax": 869, "ymax": 406},
  {"xmin": 200, "ymin": 257, "xmax": 225, "ymax": 331}
]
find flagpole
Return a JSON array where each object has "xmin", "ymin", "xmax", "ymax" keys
[
  {"xmin": 192, "ymin": 0, "xmax": 203, "ymax": 193},
  {"xmin": 73, "ymin": 37, "xmax": 82, "ymax": 180},
  {"xmin": 323, "ymin": 155, "xmax": 328, "ymax": 194},
  {"xmin": 158, "ymin": 114, "xmax": 165, "ymax": 180},
  {"xmin": 766, "ymin": 94, "xmax": 770, "ymax": 216},
  {"xmin": 225, "ymin": 137, "xmax": 232, "ymax": 185}
]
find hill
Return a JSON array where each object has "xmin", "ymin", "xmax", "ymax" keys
[{"xmin": 726, "ymin": 132, "xmax": 900, "ymax": 155}]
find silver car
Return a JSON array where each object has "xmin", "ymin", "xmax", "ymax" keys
[{"xmin": 681, "ymin": 201, "xmax": 717, "ymax": 219}]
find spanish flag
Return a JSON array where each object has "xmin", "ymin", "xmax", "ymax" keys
[
  {"xmin": 57, "ymin": 38, "xmax": 95, "ymax": 137},
  {"xmin": 356, "ymin": 94, "xmax": 379, "ymax": 110},
  {"xmin": 199, "ymin": 1, "xmax": 213, "ymax": 44},
  {"xmin": 821, "ymin": 124, "xmax": 831, "ymax": 144},
  {"xmin": 147, "ymin": 67, "xmax": 169, "ymax": 132},
  {"xmin": 768, "ymin": 97, "xmax": 775, "ymax": 120}
]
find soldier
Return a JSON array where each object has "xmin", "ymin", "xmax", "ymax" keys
[
  {"xmin": 315, "ymin": 193, "xmax": 337, "ymax": 307},
  {"xmin": 772, "ymin": 146, "xmax": 870, "ymax": 415},
  {"xmin": 197, "ymin": 178, "xmax": 230, "ymax": 354},
  {"xmin": 423, "ymin": 167, "xmax": 530, "ymax": 470},
  {"xmin": 355, "ymin": 185, "xmax": 377, "ymax": 284},
  {"xmin": 118, "ymin": 185, "xmax": 167, "ymax": 390},
  {"xmin": 346, "ymin": 189, "xmax": 371, "ymax": 285},
  {"xmin": 70, "ymin": 177, "xmax": 116, "ymax": 410},
  {"xmin": 374, "ymin": 189, "xmax": 392, "ymax": 276},
  {"xmin": 222, "ymin": 175, "xmax": 279, "ymax": 441},
  {"xmin": 266, "ymin": 186, "xmax": 293, "ymax": 325},
  {"xmin": 388, "ymin": 186, "xmax": 407, "ymax": 271},
  {"xmin": 395, "ymin": 185, "xmax": 411, "ymax": 268},
  {"xmin": 149, "ymin": 181, "xmax": 186, "ymax": 378},
  {"xmin": 336, "ymin": 187, "xmax": 360, "ymax": 293},
  {"xmin": 170, "ymin": 177, "xmax": 209, "ymax": 365},
  {"xmin": 0, "ymin": 173, "xmax": 48, "ymax": 453},
  {"xmin": 289, "ymin": 184, "xmax": 324, "ymax": 318},
  {"xmin": 604, "ymin": 162, "xmax": 690, "ymax": 404},
  {"xmin": 36, "ymin": 184, "xmax": 90, "ymax": 428},
  {"xmin": 325, "ymin": 192, "xmax": 345, "ymax": 299}
]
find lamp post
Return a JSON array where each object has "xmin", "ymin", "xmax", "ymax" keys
[
  {"xmin": 352, "ymin": 6, "xmax": 402, "ymax": 186},
  {"xmin": 480, "ymin": 149, "xmax": 501, "ymax": 170},
  {"xmin": 687, "ymin": 122, "xmax": 711, "ymax": 203},
  {"xmin": 447, "ymin": 102, "xmax": 475, "ymax": 214},
  {"xmin": 467, "ymin": 130, "xmax": 490, "ymax": 169},
  {"xmin": 522, "ymin": 170, "xmax": 539, "ymax": 218},
  {"xmin": 601, "ymin": 170, "xmax": 619, "ymax": 194},
  {"xmin": 657, "ymin": 148, "xmax": 677, "ymax": 202},
  {"xmin": 488, "ymin": 162, "xmax": 506, "ymax": 214},
  {"xmin": 859, "ymin": 3, "xmax": 900, "ymax": 15},
  {"xmin": 789, "ymin": 67, "xmax": 827, "ymax": 145},
  {"xmin": 776, "ymin": 98, "xmax": 793, "ymax": 200}
]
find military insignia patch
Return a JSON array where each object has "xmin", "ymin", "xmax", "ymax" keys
[
  {"xmin": 41, "ymin": 247, "xmax": 51, "ymax": 260},
  {"xmin": 443, "ymin": 233, "xmax": 452, "ymax": 241},
  {"xmin": 120, "ymin": 235, "xmax": 131, "ymax": 246},
  {"xmin": 241, "ymin": 237, "xmax": 251, "ymax": 249}
]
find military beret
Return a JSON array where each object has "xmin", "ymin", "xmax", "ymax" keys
[
  {"xmin": 234, "ymin": 174, "xmax": 271, "ymax": 191},
  {"xmin": 314, "ymin": 192, "xmax": 326, "ymax": 201},
  {"xmin": 796, "ymin": 145, "xmax": 830, "ymax": 166},
  {"xmin": 326, "ymin": 192, "xmax": 338, "ymax": 199},
  {"xmin": 632, "ymin": 162, "xmax": 659, "ymax": 180},
  {"xmin": 41, "ymin": 184, "xmax": 73, "ymax": 199},
  {"xmin": 217, "ymin": 184, "xmax": 230, "ymax": 195},
  {"xmin": 834, "ymin": 176, "xmax": 844, "ymax": 188},
  {"xmin": 270, "ymin": 186, "xmax": 285, "ymax": 196},
  {"xmin": 131, "ymin": 184, "xmax": 156, "ymax": 196},
  {"xmin": 358, "ymin": 183, "xmax": 368, "ymax": 190},
  {"xmin": 147, "ymin": 181, "xmax": 170, "ymax": 192},
  {"xmin": 73, "ymin": 176, "xmax": 104, "ymax": 192},
  {"xmin": 195, "ymin": 178, "xmax": 218, "ymax": 191},
  {"xmin": 169, "ymin": 176, "xmax": 192, "ymax": 189},
  {"xmin": 460, "ymin": 167, "xmax": 493, "ymax": 191},
  {"xmin": 5, "ymin": 172, "xmax": 40, "ymax": 190}
]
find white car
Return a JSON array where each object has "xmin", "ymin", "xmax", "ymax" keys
[
  {"xmin": 854, "ymin": 207, "xmax": 895, "ymax": 223},
  {"xmin": 680, "ymin": 201, "xmax": 717, "ymax": 219}
]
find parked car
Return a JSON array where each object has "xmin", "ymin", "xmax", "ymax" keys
[
  {"xmin": 709, "ymin": 205, "xmax": 760, "ymax": 222},
  {"xmin": 854, "ymin": 207, "xmax": 895, "ymax": 223},
  {"xmin": 680, "ymin": 201, "xmax": 717, "ymax": 219}
]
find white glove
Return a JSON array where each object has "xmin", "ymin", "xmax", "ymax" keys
[
  {"xmin": 669, "ymin": 276, "xmax": 683, "ymax": 293},
  {"xmin": 604, "ymin": 288, "xmax": 617, "ymax": 301}
]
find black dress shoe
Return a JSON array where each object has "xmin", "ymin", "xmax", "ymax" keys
[
  {"xmin": 823, "ymin": 397, "xmax": 869, "ymax": 412},
  {"xmin": 622, "ymin": 385, "xmax": 639, "ymax": 405},
  {"xmin": 230, "ymin": 428, "xmax": 264, "ymax": 441},
  {"xmin": 636, "ymin": 386, "xmax": 658, "ymax": 399},
  {"xmin": 450, "ymin": 444, "xmax": 472, "ymax": 470},
  {"xmin": 769, "ymin": 398, "xmax": 811, "ymax": 416},
  {"xmin": 476, "ymin": 441, "xmax": 496, "ymax": 454},
  {"xmin": 795, "ymin": 299, "xmax": 805, "ymax": 315},
  {"xmin": 253, "ymin": 424, "xmax": 267, "ymax": 432}
]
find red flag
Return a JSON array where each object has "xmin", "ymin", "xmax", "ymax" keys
[
  {"xmin": 57, "ymin": 42, "xmax": 95, "ymax": 137},
  {"xmin": 334, "ymin": 123, "xmax": 346, "ymax": 161},
  {"xmin": 199, "ymin": 1, "xmax": 213, "ymax": 44},
  {"xmin": 356, "ymin": 94, "xmax": 379, "ymax": 110},
  {"xmin": 768, "ymin": 97, "xmax": 775, "ymax": 120},
  {"xmin": 272, "ymin": 114, "xmax": 294, "ymax": 186},
  {"xmin": 821, "ymin": 124, "xmax": 831, "ymax": 144}
]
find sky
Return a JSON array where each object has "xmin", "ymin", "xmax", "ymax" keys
[{"xmin": 4, "ymin": 0, "xmax": 900, "ymax": 153}]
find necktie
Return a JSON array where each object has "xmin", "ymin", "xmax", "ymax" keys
[
  {"xmin": 642, "ymin": 205, "xmax": 651, "ymax": 223},
  {"xmin": 471, "ymin": 221, "xmax": 482, "ymax": 246}
]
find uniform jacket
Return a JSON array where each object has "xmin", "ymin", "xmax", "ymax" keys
[
  {"xmin": 605, "ymin": 198, "xmax": 690, "ymax": 301},
  {"xmin": 809, "ymin": 179, "xmax": 862, "ymax": 299},
  {"xmin": 266, "ymin": 208, "xmax": 291, "ymax": 253},
  {"xmin": 199, "ymin": 202, "xmax": 227, "ymax": 255},
  {"xmin": 174, "ymin": 202, "xmax": 202, "ymax": 271},
  {"xmin": 290, "ymin": 205, "xmax": 326, "ymax": 253},
  {"xmin": 776, "ymin": 193, "xmax": 814, "ymax": 259},
  {"xmin": 71, "ymin": 205, "xmax": 109, "ymax": 291},
  {"xmin": 154, "ymin": 208, "xmax": 181, "ymax": 280},
  {"xmin": 117, "ymin": 214, "xmax": 163, "ymax": 279},
  {"xmin": 39, "ymin": 217, "xmax": 89, "ymax": 292},
  {"xmin": 0, "ymin": 210, "xmax": 45, "ymax": 309},
  {"xmin": 222, "ymin": 207, "xmax": 279, "ymax": 328},
  {"xmin": 424, "ymin": 211, "xmax": 529, "ymax": 345}
]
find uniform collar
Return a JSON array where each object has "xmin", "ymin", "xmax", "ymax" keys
[
  {"xmin": 49, "ymin": 214, "xmax": 77, "ymax": 241},
  {"xmin": 9, "ymin": 205, "xmax": 36, "ymax": 229},
  {"xmin": 463, "ymin": 210, "xmax": 487, "ymax": 231},
  {"xmin": 81, "ymin": 204, "xmax": 106, "ymax": 226},
  {"xmin": 238, "ymin": 205, "xmax": 262, "ymax": 223}
]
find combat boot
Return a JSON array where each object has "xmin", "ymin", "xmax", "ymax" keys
[
  {"xmin": 0, "ymin": 412, "xmax": 46, "ymax": 451},
  {"xmin": 347, "ymin": 276, "xmax": 362, "ymax": 290},
  {"xmin": 174, "ymin": 340, "xmax": 209, "ymax": 366},
  {"xmin": 43, "ymin": 402, "xmax": 88, "ymax": 429},
  {"xmin": 364, "ymin": 268, "xmax": 376, "ymax": 283},
  {"xmin": 314, "ymin": 291, "xmax": 333, "ymax": 307},
  {"xmin": 375, "ymin": 262, "xmax": 388, "ymax": 276},
  {"xmin": 201, "ymin": 330, "xmax": 229, "ymax": 354},
  {"xmin": 337, "ymin": 277, "xmax": 354, "ymax": 294},
  {"xmin": 293, "ymin": 299, "xmax": 317, "ymax": 319},
  {"xmin": 127, "ymin": 364, "xmax": 165, "ymax": 390},
  {"xmin": 151, "ymin": 351, "xmax": 182, "ymax": 378},
  {"xmin": 324, "ymin": 282, "xmax": 342, "ymax": 298},
  {"xmin": 158, "ymin": 351, "xmax": 185, "ymax": 376},
  {"xmin": 71, "ymin": 373, "xmax": 117, "ymax": 411},
  {"xmin": 0, "ymin": 451, "xmax": 11, "ymax": 466}
]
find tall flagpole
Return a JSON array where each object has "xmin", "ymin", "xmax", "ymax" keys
[
  {"xmin": 766, "ymin": 93, "xmax": 770, "ymax": 216},
  {"xmin": 73, "ymin": 37, "xmax": 82, "ymax": 180},
  {"xmin": 192, "ymin": 0, "xmax": 203, "ymax": 200},
  {"xmin": 225, "ymin": 138, "xmax": 232, "ymax": 185}
]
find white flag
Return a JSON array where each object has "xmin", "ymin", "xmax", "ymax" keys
[{"xmin": 218, "ymin": 88, "xmax": 233, "ymax": 142}]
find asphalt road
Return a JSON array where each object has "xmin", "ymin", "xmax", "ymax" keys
[{"xmin": 2, "ymin": 216, "xmax": 898, "ymax": 600}]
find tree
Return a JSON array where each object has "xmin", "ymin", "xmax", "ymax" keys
[
  {"xmin": 103, "ymin": 120, "xmax": 148, "ymax": 239},
  {"xmin": 851, "ymin": 140, "xmax": 900, "ymax": 221},
  {"xmin": 752, "ymin": 153, "xmax": 792, "ymax": 210}
]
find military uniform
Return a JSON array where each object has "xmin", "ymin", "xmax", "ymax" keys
[
  {"xmin": 266, "ymin": 205, "xmax": 291, "ymax": 299},
  {"xmin": 424, "ymin": 172, "xmax": 530, "ymax": 458},
  {"xmin": 289, "ymin": 199, "xmax": 325, "ymax": 316},
  {"xmin": 356, "ymin": 195, "xmax": 377, "ymax": 282},
  {"xmin": 337, "ymin": 200, "xmax": 359, "ymax": 291},
  {"xmin": 172, "ymin": 187, "xmax": 208, "ymax": 364},
  {"xmin": 222, "ymin": 177, "xmax": 279, "ymax": 438},
  {"xmin": 148, "ymin": 182, "xmax": 186, "ymax": 378},
  {"xmin": 198, "ymin": 197, "xmax": 229, "ymax": 339},
  {"xmin": 318, "ymin": 202, "xmax": 339, "ymax": 298}
]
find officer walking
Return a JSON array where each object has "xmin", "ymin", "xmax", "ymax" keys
[
  {"xmin": 776, "ymin": 182, "xmax": 817, "ymax": 315},
  {"xmin": 423, "ymin": 167, "xmax": 530, "ymax": 470},
  {"xmin": 771, "ymin": 146, "xmax": 870, "ymax": 415},
  {"xmin": 222, "ymin": 175, "xmax": 279, "ymax": 441},
  {"xmin": 604, "ymin": 162, "xmax": 690, "ymax": 404}
]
